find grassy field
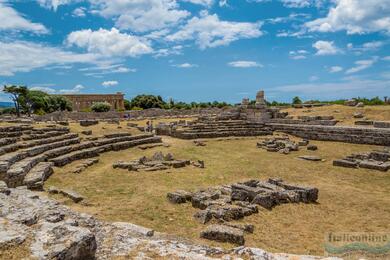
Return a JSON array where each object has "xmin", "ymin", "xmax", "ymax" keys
[
  {"xmin": 282, "ymin": 104, "xmax": 390, "ymax": 126},
  {"xmin": 46, "ymin": 125, "xmax": 390, "ymax": 255}
]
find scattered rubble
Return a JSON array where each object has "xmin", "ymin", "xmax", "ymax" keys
[
  {"xmin": 79, "ymin": 120, "xmax": 98, "ymax": 127},
  {"xmin": 72, "ymin": 158, "xmax": 99, "ymax": 174},
  {"xmin": 81, "ymin": 130, "xmax": 92, "ymax": 135},
  {"xmin": 194, "ymin": 140, "xmax": 206, "ymax": 146},
  {"xmin": 333, "ymin": 149, "xmax": 390, "ymax": 172},
  {"xmin": 112, "ymin": 152, "xmax": 203, "ymax": 172},
  {"xmin": 48, "ymin": 186, "xmax": 85, "ymax": 203},
  {"xmin": 353, "ymin": 112, "xmax": 364, "ymax": 118},
  {"xmin": 298, "ymin": 155, "xmax": 323, "ymax": 162},
  {"xmin": 138, "ymin": 143, "xmax": 170, "ymax": 150},
  {"xmin": 257, "ymin": 136, "xmax": 308, "ymax": 154},
  {"xmin": 167, "ymin": 178, "xmax": 318, "ymax": 244}
]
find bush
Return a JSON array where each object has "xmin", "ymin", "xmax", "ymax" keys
[
  {"xmin": 91, "ymin": 102, "xmax": 111, "ymax": 112},
  {"xmin": 292, "ymin": 96, "xmax": 302, "ymax": 105}
]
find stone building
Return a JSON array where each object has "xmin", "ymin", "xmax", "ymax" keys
[{"xmin": 60, "ymin": 93, "xmax": 125, "ymax": 111}]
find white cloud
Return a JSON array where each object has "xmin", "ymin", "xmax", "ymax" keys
[
  {"xmin": 267, "ymin": 13, "xmax": 311, "ymax": 24},
  {"xmin": 383, "ymin": 56, "xmax": 390, "ymax": 61},
  {"xmin": 219, "ymin": 0, "xmax": 228, "ymax": 7},
  {"xmin": 280, "ymin": 0, "xmax": 311, "ymax": 8},
  {"xmin": 29, "ymin": 86, "xmax": 56, "ymax": 93},
  {"xmin": 328, "ymin": 66, "xmax": 343, "ymax": 73},
  {"xmin": 182, "ymin": 0, "xmax": 214, "ymax": 6},
  {"xmin": 306, "ymin": 0, "xmax": 390, "ymax": 34},
  {"xmin": 228, "ymin": 61, "xmax": 263, "ymax": 68},
  {"xmin": 289, "ymin": 50, "xmax": 308, "ymax": 59},
  {"xmin": 59, "ymin": 84, "xmax": 84, "ymax": 94},
  {"xmin": 89, "ymin": 0, "xmax": 190, "ymax": 32},
  {"xmin": 248, "ymin": 0, "xmax": 322, "ymax": 8},
  {"xmin": 312, "ymin": 40, "xmax": 340, "ymax": 56},
  {"xmin": 36, "ymin": 0, "xmax": 76, "ymax": 11},
  {"xmin": 67, "ymin": 28, "xmax": 153, "ymax": 57},
  {"xmin": 166, "ymin": 12, "xmax": 263, "ymax": 49},
  {"xmin": 345, "ymin": 58, "xmax": 378, "ymax": 74},
  {"xmin": 0, "ymin": 40, "xmax": 98, "ymax": 76},
  {"xmin": 102, "ymin": 80, "xmax": 119, "ymax": 87},
  {"xmin": 309, "ymin": 75, "xmax": 319, "ymax": 81},
  {"xmin": 172, "ymin": 63, "xmax": 198, "ymax": 68},
  {"xmin": 72, "ymin": 7, "xmax": 86, "ymax": 17},
  {"xmin": 0, "ymin": 2, "xmax": 48, "ymax": 33},
  {"xmin": 80, "ymin": 64, "xmax": 136, "ymax": 77}
]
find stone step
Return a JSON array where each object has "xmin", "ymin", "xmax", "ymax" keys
[
  {"xmin": 6, "ymin": 154, "xmax": 48, "ymax": 187},
  {"xmin": 50, "ymin": 135, "xmax": 162, "ymax": 167},
  {"xmin": 18, "ymin": 133, "xmax": 79, "ymax": 149},
  {"xmin": 23, "ymin": 162, "xmax": 54, "ymax": 190},
  {"xmin": 21, "ymin": 130, "xmax": 69, "ymax": 141},
  {"xmin": 0, "ymin": 138, "xmax": 17, "ymax": 147},
  {"xmin": 0, "ymin": 138, "xmax": 80, "ymax": 175}
]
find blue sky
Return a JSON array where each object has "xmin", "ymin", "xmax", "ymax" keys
[{"xmin": 0, "ymin": 0, "xmax": 389, "ymax": 103}]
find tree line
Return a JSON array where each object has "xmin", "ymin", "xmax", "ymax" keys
[{"xmin": 2, "ymin": 85, "xmax": 388, "ymax": 116}]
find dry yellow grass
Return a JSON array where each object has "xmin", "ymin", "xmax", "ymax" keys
[
  {"xmin": 45, "ymin": 135, "xmax": 390, "ymax": 255},
  {"xmin": 282, "ymin": 104, "xmax": 390, "ymax": 126}
]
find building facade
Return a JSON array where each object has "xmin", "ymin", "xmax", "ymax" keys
[{"xmin": 60, "ymin": 93, "xmax": 125, "ymax": 111}]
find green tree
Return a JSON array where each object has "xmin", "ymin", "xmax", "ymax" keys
[
  {"xmin": 129, "ymin": 95, "xmax": 166, "ymax": 109},
  {"xmin": 292, "ymin": 96, "xmax": 302, "ymax": 105},
  {"xmin": 124, "ymin": 99, "xmax": 131, "ymax": 110},
  {"xmin": 91, "ymin": 102, "xmax": 111, "ymax": 112},
  {"xmin": 45, "ymin": 95, "xmax": 72, "ymax": 112},
  {"xmin": 3, "ymin": 85, "xmax": 28, "ymax": 117}
]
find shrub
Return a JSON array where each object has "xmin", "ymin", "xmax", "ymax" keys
[{"xmin": 91, "ymin": 102, "xmax": 111, "ymax": 112}]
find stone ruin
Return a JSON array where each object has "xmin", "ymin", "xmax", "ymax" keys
[
  {"xmin": 167, "ymin": 178, "xmax": 318, "ymax": 245},
  {"xmin": 72, "ymin": 158, "xmax": 99, "ymax": 174},
  {"xmin": 333, "ymin": 148, "xmax": 390, "ymax": 172},
  {"xmin": 112, "ymin": 151, "xmax": 204, "ymax": 172},
  {"xmin": 257, "ymin": 136, "xmax": 317, "ymax": 154},
  {"xmin": 0, "ymin": 184, "xmax": 330, "ymax": 259},
  {"xmin": 0, "ymin": 124, "xmax": 162, "ymax": 190}
]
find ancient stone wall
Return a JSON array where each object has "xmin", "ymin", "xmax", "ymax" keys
[
  {"xmin": 35, "ymin": 108, "xmax": 228, "ymax": 121},
  {"xmin": 59, "ymin": 93, "xmax": 125, "ymax": 111},
  {"xmin": 269, "ymin": 123, "xmax": 390, "ymax": 145}
]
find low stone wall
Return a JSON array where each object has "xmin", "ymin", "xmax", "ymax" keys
[
  {"xmin": 269, "ymin": 123, "xmax": 390, "ymax": 145},
  {"xmin": 35, "ymin": 111, "xmax": 123, "ymax": 121},
  {"xmin": 35, "ymin": 108, "xmax": 227, "ymax": 121}
]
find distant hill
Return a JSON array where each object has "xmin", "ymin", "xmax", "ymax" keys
[{"xmin": 0, "ymin": 102, "xmax": 13, "ymax": 108}]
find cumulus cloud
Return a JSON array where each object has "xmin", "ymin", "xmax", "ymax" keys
[
  {"xmin": 59, "ymin": 84, "xmax": 84, "ymax": 94},
  {"xmin": 248, "ymin": 0, "xmax": 322, "ymax": 8},
  {"xmin": 67, "ymin": 28, "xmax": 153, "ymax": 57},
  {"xmin": 182, "ymin": 0, "xmax": 214, "ymax": 6},
  {"xmin": 89, "ymin": 0, "xmax": 190, "ymax": 32},
  {"xmin": 102, "ymin": 80, "xmax": 119, "ymax": 87},
  {"xmin": 328, "ymin": 66, "xmax": 343, "ymax": 73},
  {"xmin": 312, "ymin": 40, "xmax": 340, "ymax": 56},
  {"xmin": 30, "ymin": 86, "xmax": 57, "ymax": 93},
  {"xmin": 345, "ymin": 58, "xmax": 378, "ymax": 74},
  {"xmin": 289, "ymin": 50, "xmax": 308, "ymax": 60},
  {"xmin": 79, "ymin": 64, "xmax": 136, "ymax": 77},
  {"xmin": 0, "ymin": 2, "xmax": 48, "ymax": 33},
  {"xmin": 172, "ymin": 63, "xmax": 198, "ymax": 68},
  {"xmin": 36, "ymin": 0, "xmax": 76, "ymax": 11},
  {"xmin": 0, "ymin": 40, "xmax": 98, "ymax": 76},
  {"xmin": 306, "ymin": 0, "xmax": 390, "ymax": 34},
  {"xmin": 166, "ymin": 12, "xmax": 263, "ymax": 49},
  {"xmin": 228, "ymin": 61, "xmax": 263, "ymax": 68},
  {"xmin": 72, "ymin": 7, "xmax": 87, "ymax": 17}
]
